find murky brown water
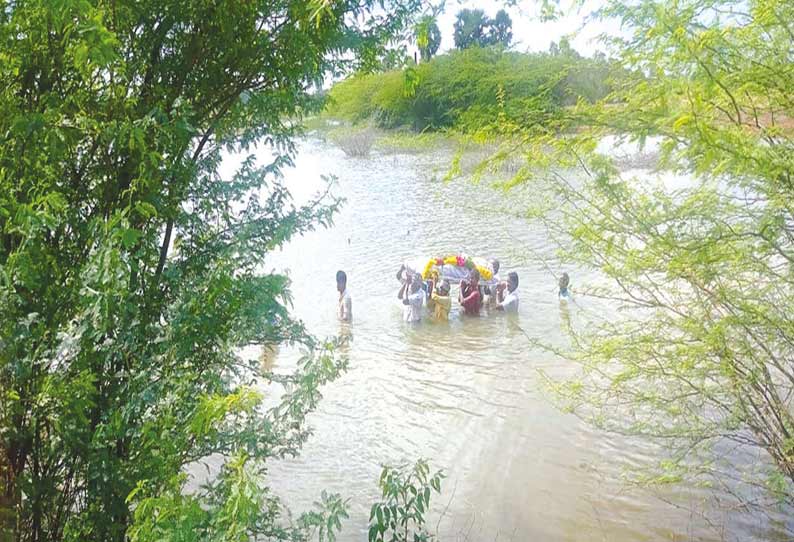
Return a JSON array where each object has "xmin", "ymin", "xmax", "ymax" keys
[{"xmin": 220, "ymin": 137, "xmax": 789, "ymax": 541}]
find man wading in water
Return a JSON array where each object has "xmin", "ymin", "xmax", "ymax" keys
[
  {"xmin": 337, "ymin": 270, "xmax": 352, "ymax": 322},
  {"xmin": 495, "ymin": 272, "xmax": 520, "ymax": 313},
  {"xmin": 459, "ymin": 268, "xmax": 482, "ymax": 316}
]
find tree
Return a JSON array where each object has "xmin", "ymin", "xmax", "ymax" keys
[
  {"xmin": 487, "ymin": 9, "xmax": 513, "ymax": 47},
  {"xmin": 0, "ymin": 1, "xmax": 417, "ymax": 541},
  {"xmin": 487, "ymin": 0, "xmax": 794, "ymax": 526},
  {"xmin": 415, "ymin": 15, "xmax": 441, "ymax": 61},
  {"xmin": 453, "ymin": 8, "xmax": 489, "ymax": 49},
  {"xmin": 549, "ymin": 35, "xmax": 578, "ymax": 57},
  {"xmin": 453, "ymin": 8, "xmax": 513, "ymax": 50}
]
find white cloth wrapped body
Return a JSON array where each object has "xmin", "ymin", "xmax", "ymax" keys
[{"xmin": 401, "ymin": 258, "xmax": 499, "ymax": 288}]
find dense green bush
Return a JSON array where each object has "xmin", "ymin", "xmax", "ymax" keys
[
  {"xmin": 0, "ymin": 1, "xmax": 419, "ymax": 541},
  {"xmin": 325, "ymin": 47, "xmax": 616, "ymax": 132}
]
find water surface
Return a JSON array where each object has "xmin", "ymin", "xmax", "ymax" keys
[{"xmin": 227, "ymin": 137, "xmax": 787, "ymax": 541}]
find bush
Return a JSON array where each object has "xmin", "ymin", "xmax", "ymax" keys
[
  {"xmin": 324, "ymin": 47, "xmax": 615, "ymax": 132},
  {"xmin": 329, "ymin": 126, "xmax": 380, "ymax": 157}
]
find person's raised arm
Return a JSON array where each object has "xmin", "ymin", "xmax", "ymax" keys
[
  {"xmin": 398, "ymin": 280, "xmax": 408, "ymax": 300},
  {"xmin": 496, "ymin": 282, "xmax": 507, "ymax": 304}
]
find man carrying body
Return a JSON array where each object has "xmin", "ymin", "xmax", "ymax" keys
[
  {"xmin": 399, "ymin": 272, "xmax": 424, "ymax": 322},
  {"xmin": 459, "ymin": 269, "xmax": 482, "ymax": 316},
  {"xmin": 430, "ymin": 279, "xmax": 452, "ymax": 321},
  {"xmin": 495, "ymin": 272, "xmax": 519, "ymax": 313},
  {"xmin": 484, "ymin": 259, "xmax": 500, "ymax": 307}
]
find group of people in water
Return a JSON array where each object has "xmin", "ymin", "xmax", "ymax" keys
[{"xmin": 335, "ymin": 259, "xmax": 571, "ymax": 324}]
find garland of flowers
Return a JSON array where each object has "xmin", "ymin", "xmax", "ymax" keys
[{"xmin": 421, "ymin": 254, "xmax": 493, "ymax": 281}]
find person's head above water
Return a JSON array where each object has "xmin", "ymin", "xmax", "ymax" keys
[
  {"xmin": 336, "ymin": 270, "xmax": 347, "ymax": 293},
  {"xmin": 469, "ymin": 268, "xmax": 480, "ymax": 285},
  {"xmin": 507, "ymin": 272, "xmax": 519, "ymax": 292},
  {"xmin": 558, "ymin": 272, "xmax": 570, "ymax": 293},
  {"xmin": 409, "ymin": 278, "xmax": 422, "ymax": 294},
  {"xmin": 438, "ymin": 279, "xmax": 451, "ymax": 296},
  {"xmin": 491, "ymin": 259, "xmax": 500, "ymax": 275}
]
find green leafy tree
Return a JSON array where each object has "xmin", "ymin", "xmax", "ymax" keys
[
  {"xmin": 0, "ymin": 1, "xmax": 417, "ymax": 541},
  {"xmin": 452, "ymin": 8, "xmax": 489, "ymax": 50},
  {"xmin": 415, "ymin": 15, "xmax": 441, "ymax": 62},
  {"xmin": 486, "ymin": 9, "xmax": 513, "ymax": 47},
  {"xmin": 484, "ymin": 0, "xmax": 794, "ymax": 521}
]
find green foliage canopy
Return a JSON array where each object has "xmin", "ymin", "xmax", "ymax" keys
[
  {"xmin": 452, "ymin": 8, "xmax": 489, "ymax": 49},
  {"xmin": 452, "ymin": 8, "xmax": 513, "ymax": 50},
  {"xmin": 489, "ymin": 10, "xmax": 513, "ymax": 48},
  {"xmin": 325, "ymin": 47, "xmax": 615, "ymax": 131},
  {"xmin": 0, "ymin": 0, "xmax": 417, "ymax": 540},
  {"xmin": 415, "ymin": 15, "xmax": 441, "ymax": 62}
]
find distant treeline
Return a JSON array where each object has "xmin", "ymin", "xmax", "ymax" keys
[{"xmin": 324, "ymin": 44, "xmax": 619, "ymax": 132}]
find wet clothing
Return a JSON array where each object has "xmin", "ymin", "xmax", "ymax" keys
[
  {"xmin": 431, "ymin": 293, "xmax": 452, "ymax": 321},
  {"xmin": 460, "ymin": 283, "xmax": 482, "ymax": 316},
  {"xmin": 338, "ymin": 289, "xmax": 352, "ymax": 322},
  {"xmin": 403, "ymin": 290, "xmax": 424, "ymax": 322},
  {"xmin": 498, "ymin": 288, "xmax": 519, "ymax": 313}
]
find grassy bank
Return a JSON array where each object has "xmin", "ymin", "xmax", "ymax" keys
[{"xmin": 323, "ymin": 46, "xmax": 617, "ymax": 134}]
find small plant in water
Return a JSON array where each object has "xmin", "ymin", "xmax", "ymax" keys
[
  {"xmin": 329, "ymin": 126, "xmax": 378, "ymax": 157},
  {"xmin": 368, "ymin": 459, "xmax": 444, "ymax": 542}
]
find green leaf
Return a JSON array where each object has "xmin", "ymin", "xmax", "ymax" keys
[{"xmin": 120, "ymin": 228, "xmax": 142, "ymax": 249}]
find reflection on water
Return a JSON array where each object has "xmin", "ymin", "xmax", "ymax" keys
[{"xmin": 222, "ymin": 138, "xmax": 788, "ymax": 541}]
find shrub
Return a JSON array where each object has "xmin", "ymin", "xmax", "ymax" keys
[
  {"xmin": 329, "ymin": 126, "xmax": 380, "ymax": 157},
  {"xmin": 367, "ymin": 460, "xmax": 444, "ymax": 542},
  {"xmin": 324, "ymin": 47, "xmax": 614, "ymax": 133}
]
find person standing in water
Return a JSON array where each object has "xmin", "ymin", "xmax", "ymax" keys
[
  {"xmin": 485, "ymin": 259, "xmax": 501, "ymax": 307},
  {"xmin": 400, "ymin": 273, "xmax": 424, "ymax": 322},
  {"xmin": 430, "ymin": 279, "xmax": 452, "ymax": 321},
  {"xmin": 558, "ymin": 272, "xmax": 571, "ymax": 299},
  {"xmin": 459, "ymin": 268, "xmax": 482, "ymax": 316},
  {"xmin": 495, "ymin": 272, "xmax": 520, "ymax": 313},
  {"xmin": 336, "ymin": 270, "xmax": 352, "ymax": 322}
]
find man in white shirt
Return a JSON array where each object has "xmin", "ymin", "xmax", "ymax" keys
[
  {"xmin": 336, "ymin": 270, "xmax": 352, "ymax": 322},
  {"xmin": 398, "ymin": 273, "xmax": 424, "ymax": 322},
  {"xmin": 495, "ymin": 272, "xmax": 519, "ymax": 313}
]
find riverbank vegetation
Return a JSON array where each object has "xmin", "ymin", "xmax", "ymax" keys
[{"xmin": 324, "ymin": 43, "xmax": 616, "ymax": 133}]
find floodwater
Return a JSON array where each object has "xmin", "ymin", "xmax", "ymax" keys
[{"xmin": 220, "ymin": 137, "xmax": 790, "ymax": 541}]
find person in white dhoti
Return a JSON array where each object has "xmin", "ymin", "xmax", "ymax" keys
[
  {"xmin": 336, "ymin": 270, "xmax": 352, "ymax": 322},
  {"xmin": 398, "ymin": 274, "xmax": 424, "ymax": 322}
]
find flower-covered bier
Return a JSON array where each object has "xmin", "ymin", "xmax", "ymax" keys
[{"xmin": 421, "ymin": 254, "xmax": 493, "ymax": 281}]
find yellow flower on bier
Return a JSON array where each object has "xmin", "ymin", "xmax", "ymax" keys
[
  {"xmin": 421, "ymin": 255, "xmax": 493, "ymax": 281},
  {"xmin": 477, "ymin": 266, "xmax": 493, "ymax": 281},
  {"xmin": 422, "ymin": 258, "xmax": 435, "ymax": 280}
]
